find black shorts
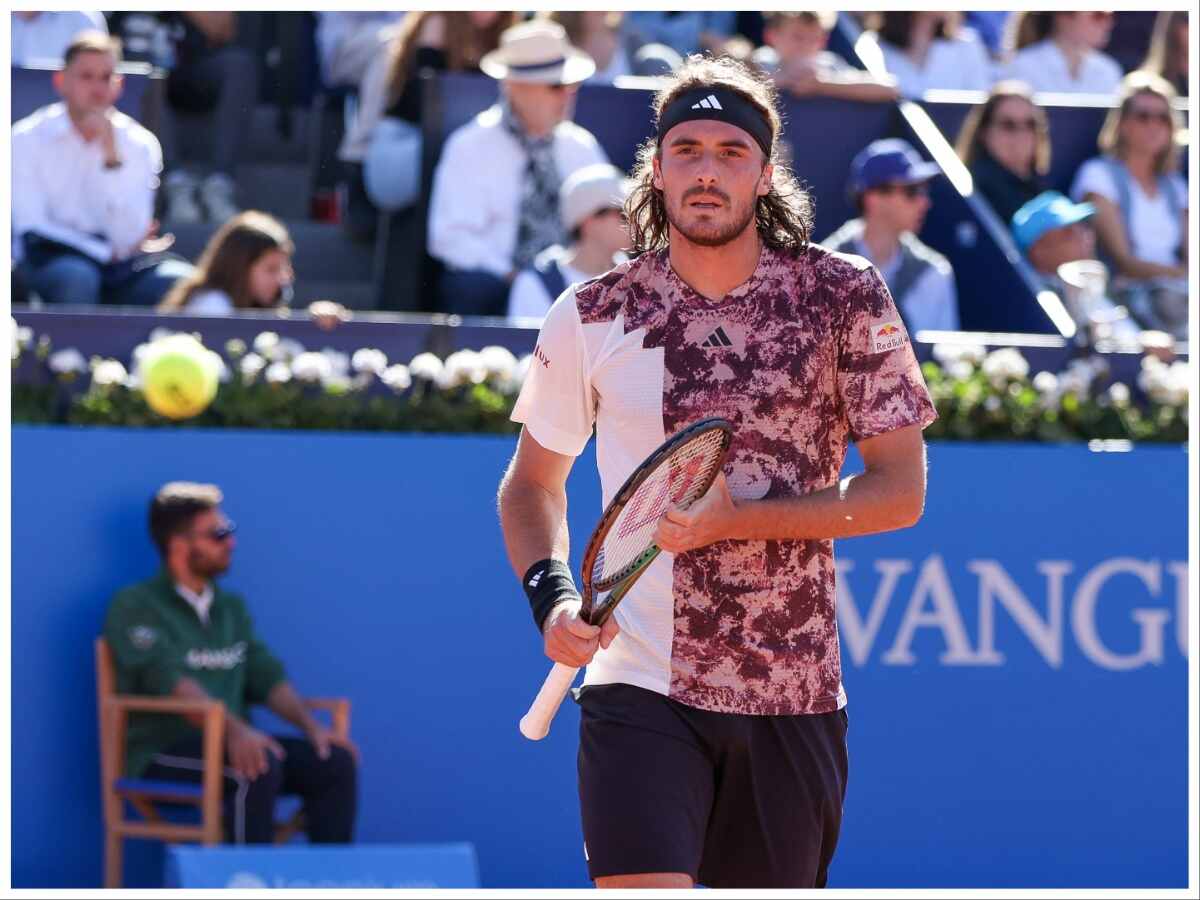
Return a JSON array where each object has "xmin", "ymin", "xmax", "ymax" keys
[{"xmin": 577, "ymin": 682, "xmax": 849, "ymax": 888}]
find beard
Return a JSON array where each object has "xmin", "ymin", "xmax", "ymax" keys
[
  {"xmin": 664, "ymin": 188, "xmax": 759, "ymax": 248},
  {"xmin": 188, "ymin": 547, "xmax": 231, "ymax": 579}
]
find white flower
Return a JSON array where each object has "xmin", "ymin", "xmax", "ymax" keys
[
  {"xmin": 321, "ymin": 348, "xmax": 351, "ymax": 376},
  {"xmin": 225, "ymin": 338, "xmax": 247, "ymax": 358},
  {"xmin": 240, "ymin": 352, "xmax": 267, "ymax": 379},
  {"xmin": 380, "ymin": 364, "xmax": 412, "ymax": 392},
  {"xmin": 322, "ymin": 371, "xmax": 353, "ymax": 392},
  {"xmin": 1058, "ymin": 370, "xmax": 1088, "ymax": 397},
  {"xmin": 981, "ymin": 347, "xmax": 1029, "ymax": 387},
  {"xmin": 351, "ymin": 347, "xmax": 388, "ymax": 376},
  {"xmin": 932, "ymin": 342, "xmax": 987, "ymax": 367},
  {"xmin": 478, "ymin": 345, "xmax": 518, "ymax": 384},
  {"xmin": 497, "ymin": 353, "xmax": 532, "ymax": 395},
  {"xmin": 947, "ymin": 359, "xmax": 974, "ymax": 382},
  {"xmin": 12, "ymin": 319, "xmax": 34, "ymax": 359},
  {"xmin": 252, "ymin": 331, "xmax": 280, "ymax": 357},
  {"xmin": 265, "ymin": 361, "xmax": 292, "ymax": 384},
  {"xmin": 408, "ymin": 352, "xmax": 444, "ymax": 382},
  {"xmin": 275, "ymin": 337, "xmax": 306, "ymax": 362},
  {"xmin": 148, "ymin": 326, "xmax": 179, "ymax": 343},
  {"xmin": 48, "ymin": 348, "xmax": 87, "ymax": 375},
  {"xmin": 130, "ymin": 342, "xmax": 153, "ymax": 375},
  {"xmin": 290, "ymin": 351, "xmax": 333, "ymax": 383},
  {"xmin": 123, "ymin": 371, "xmax": 142, "ymax": 391},
  {"xmin": 438, "ymin": 349, "xmax": 487, "ymax": 389},
  {"xmin": 1032, "ymin": 371, "xmax": 1058, "ymax": 395},
  {"xmin": 91, "ymin": 359, "xmax": 128, "ymax": 386},
  {"xmin": 1107, "ymin": 382, "xmax": 1131, "ymax": 407}
]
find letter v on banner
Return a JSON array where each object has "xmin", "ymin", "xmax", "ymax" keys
[{"xmin": 836, "ymin": 559, "xmax": 912, "ymax": 666}]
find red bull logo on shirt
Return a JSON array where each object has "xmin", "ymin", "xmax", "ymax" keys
[{"xmin": 870, "ymin": 319, "xmax": 907, "ymax": 354}]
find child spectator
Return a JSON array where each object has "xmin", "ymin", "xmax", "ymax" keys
[
  {"xmin": 955, "ymin": 81, "xmax": 1050, "ymax": 224},
  {"xmin": 752, "ymin": 11, "xmax": 898, "ymax": 103},
  {"xmin": 1002, "ymin": 12, "xmax": 1123, "ymax": 95},
  {"xmin": 869, "ymin": 12, "xmax": 993, "ymax": 98}
]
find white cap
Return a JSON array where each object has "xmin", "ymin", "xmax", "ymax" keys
[
  {"xmin": 480, "ymin": 21, "xmax": 595, "ymax": 85},
  {"xmin": 560, "ymin": 164, "xmax": 630, "ymax": 231}
]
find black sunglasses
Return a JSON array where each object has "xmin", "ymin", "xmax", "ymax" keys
[
  {"xmin": 993, "ymin": 116, "xmax": 1040, "ymax": 134},
  {"xmin": 192, "ymin": 520, "xmax": 237, "ymax": 542},
  {"xmin": 1128, "ymin": 108, "xmax": 1171, "ymax": 125},
  {"xmin": 873, "ymin": 182, "xmax": 929, "ymax": 199}
]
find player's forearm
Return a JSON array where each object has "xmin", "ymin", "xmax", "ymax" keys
[
  {"xmin": 726, "ymin": 467, "xmax": 925, "ymax": 541},
  {"xmin": 498, "ymin": 474, "xmax": 570, "ymax": 578}
]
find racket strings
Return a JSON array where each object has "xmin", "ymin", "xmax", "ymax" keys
[{"xmin": 595, "ymin": 429, "xmax": 728, "ymax": 587}]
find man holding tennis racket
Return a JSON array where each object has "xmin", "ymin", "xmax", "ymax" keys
[{"xmin": 499, "ymin": 55, "xmax": 937, "ymax": 889}]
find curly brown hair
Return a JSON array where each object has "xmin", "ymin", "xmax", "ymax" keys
[{"xmin": 625, "ymin": 55, "xmax": 814, "ymax": 255}]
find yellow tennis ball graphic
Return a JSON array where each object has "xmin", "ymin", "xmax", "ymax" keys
[{"xmin": 140, "ymin": 335, "xmax": 220, "ymax": 420}]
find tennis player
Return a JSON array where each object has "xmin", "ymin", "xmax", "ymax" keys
[{"xmin": 498, "ymin": 55, "xmax": 937, "ymax": 889}]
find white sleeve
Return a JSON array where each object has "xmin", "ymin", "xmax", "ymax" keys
[
  {"xmin": 507, "ymin": 271, "xmax": 554, "ymax": 321},
  {"xmin": 510, "ymin": 286, "xmax": 596, "ymax": 457},
  {"xmin": 1070, "ymin": 158, "xmax": 1117, "ymax": 205},
  {"xmin": 427, "ymin": 129, "xmax": 513, "ymax": 279},
  {"xmin": 96, "ymin": 125, "xmax": 161, "ymax": 260}
]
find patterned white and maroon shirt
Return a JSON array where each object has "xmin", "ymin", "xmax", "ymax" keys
[{"xmin": 512, "ymin": 243, "xmax": 937, "ymax": 716}]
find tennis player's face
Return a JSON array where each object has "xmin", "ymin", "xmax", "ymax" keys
[
  {"xmin": 184, "ymin": 509, "xmax": 235, "ymax": 578},
  {"xmin": 654, "ymin": 120, "xmax": 773, "ymax": 248}
]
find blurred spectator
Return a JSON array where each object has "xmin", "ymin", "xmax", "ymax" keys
[
  {"xmin": 545, "ymin": 11, "xmax": 635, "ymax": 83},
  {"xmin": 822, "ymin": 139, "xmax": 960, "ymax": 333},
  {"xmin": 153, "ymin": 12, "xmax": 257, "ymax": 225},
  {"xmin": 624, "ymin": 11, "xmax": 737, "ymax": 57},
  {"xmin": 752, "ymin": 11, "xmax": 898, "ymax": 103},
  {"xmin": 955, "ymin": 81, "xmax": 1050, "ymax": 224},
  {"xmin": 12, "ymin": 32, "xmax": 194, "ymax": 307},
  {"xmin": 1104, "ymin": 11, "xmax": 1161, "ymax": 74},
  {"xmin": 507, "ymin": 163, "xmax": 630, "ymax": 320},
  {"xmin": 428, "ymin": 21, "xmax": 608, "ymax": 317},
  {"xmin": 315, "ymin": 12, "xmax": 406, "ymax": 89},
  {"xmin": 1012, "ymin": 191, "xmax": 1140, "ymax": 341},
  {"xmin": 1002, "ymin": 12, "xmax": 1122, "ymax": 95},
  {"xmin": 158, "ymin": 211, "xmax": 293, "ymax": 313},
  {"xmin": 1139, "ymin": 11, "xmax": 1188, "ymax": 97},
  {"xmin": 339, "ymin": 11, "xmax": 516, "ymax": 240},
  {"xmin": 1070, "ymin": 71, "xmax": 1188, "ymax": 339},
  {"xmin": 158, "ymin": 211, "xmax": 347, "ymax": 327},
  {"xmin": 104, "ymin": 482, "xmax": 359, "ymax": 844},
  {"xmin": 869, "ymin": 12, "xmax": 992, "ymax": 97},
  {"xmin": 11, "ymin": 10, "xmax": 107, "ymax": 65}
]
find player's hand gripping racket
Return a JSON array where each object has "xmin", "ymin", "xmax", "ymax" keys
[{"xmin": 519, "ymin": 417, "xmax": 734, "ymax": 741}]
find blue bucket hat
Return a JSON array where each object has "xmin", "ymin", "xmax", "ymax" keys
[
  {"xmin": 848, "ymin": 138, "xmax": 942, "ymax": 196},
  {"xmin": 1011, "ymin": 191, "xmax": 1095, "ymax": 252}
]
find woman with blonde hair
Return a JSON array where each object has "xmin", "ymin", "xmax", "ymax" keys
[
  {"xmin": 159, "ymin": 211, "xmax": 295, "ymax": 314},
  {"xmin": 954, "ymin": 81, "xmax": 1050, "ymax": 223},
  {"xmin": 1070, "ymin": 72, "xmax": 1187, "ymax": 336}
]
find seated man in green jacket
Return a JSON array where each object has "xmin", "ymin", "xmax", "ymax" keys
[{"xmin": 104, "ymin": 481, "xmax": 358, "ymax": 844}]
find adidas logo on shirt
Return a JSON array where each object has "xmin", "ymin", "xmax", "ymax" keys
[
  {"xmin": 701, "ymin": 326, "xmax": 734, "ymax": 348},
  {"xmin": 691, "ymin": 95, "xmax": 723, "ymax": 110}
]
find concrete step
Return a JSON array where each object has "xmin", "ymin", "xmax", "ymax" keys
[
  {"xmin": 172, "ymin": 104, "xmax": 315, "ymax": 168},
  {"xmin": 164, "ymin": 219, "xmax": 373, "ymax": 284},
  {"xmin": 234, "ymin": 162, "xmax": 312, "ymax": 220}
]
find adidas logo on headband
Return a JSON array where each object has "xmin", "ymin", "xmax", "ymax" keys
[{"xmin": 691, "ymin": 95, "xmax": 723, "ymax": 110}]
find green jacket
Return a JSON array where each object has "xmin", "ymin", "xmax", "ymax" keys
[{"xmin": 104, "ymin": 570, "xmax": 287, "ymax": 777}]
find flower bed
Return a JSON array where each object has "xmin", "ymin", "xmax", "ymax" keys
[{"xmin": 10, "ymin": 321, "xmax": 1189, "ymax": 442}]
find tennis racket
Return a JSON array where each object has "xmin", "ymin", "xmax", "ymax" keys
[{"xmin": 519, "ymin": 417, "xmax": 734, "ymax": 741}]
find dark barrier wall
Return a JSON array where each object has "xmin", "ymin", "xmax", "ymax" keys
[{"xmin": 10, "ymin": 427, "xmax": 1188, "ymax": 888}]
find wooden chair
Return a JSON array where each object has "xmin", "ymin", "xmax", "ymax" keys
[{"xmin": 95, "ymin": 638, "xmax": 351, "ymax": 888}]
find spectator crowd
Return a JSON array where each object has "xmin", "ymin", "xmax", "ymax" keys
[{"xmin": 9, "ymin": 9, "xmax": 1192, "ymax": 342}]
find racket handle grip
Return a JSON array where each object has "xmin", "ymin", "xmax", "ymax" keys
[{"xmin": 519, "ymin": 662, "xmax": 580, "ymax": 741}]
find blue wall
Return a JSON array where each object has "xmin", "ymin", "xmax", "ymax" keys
[{"xmin": 10, "ymin": 427, "xmax": 1188, "ymax": 888}]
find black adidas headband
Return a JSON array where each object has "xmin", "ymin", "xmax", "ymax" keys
[{"xmin": 656, "ymin": 87, "xmax": 774, "ymax": 159}]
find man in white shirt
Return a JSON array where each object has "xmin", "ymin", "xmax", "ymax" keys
[
  {"xmin": 821, "ymin": 139, "xmax": 960, "ymax": 335},
  {"xmin": 12, "ymin": 31, "xmax": 194, "ymax": 307},
  {"xmin": 11, "ymin": 10, "xmax": 107, "ymax": 66},
  {"xmin": 428, "ymin": 21, "xmax": 609, "ymax": 317},
  {"xmin": 507, "ymin": 163, "xmax": 631, "ymax": 321}
]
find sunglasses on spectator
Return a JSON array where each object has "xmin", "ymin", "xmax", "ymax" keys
[
  {"xmin": 873, "ymin": 182, "xmax": 929, "ymax": 199},
  {"xmin": 192, "ymin": 521, "xmax": 237, "ymax": 542},
  {"xmin": 992, "ymin": 116, "xmax": 1039, "ymax": 133},
  {"xmin": 1127, "ymin": 108, "xmax": 1172, "ymax": 125}
]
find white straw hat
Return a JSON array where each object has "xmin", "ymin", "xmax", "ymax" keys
[
  {"xmin": 560, "ymin": 164, "xmax": 631, "ymax": 231},
  {"xmin": 480, "ymin": 21, "xmax": 596, "ymax": 85}
]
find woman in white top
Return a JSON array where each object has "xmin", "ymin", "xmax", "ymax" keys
[
  {"xmin": 871, "ymin": 12, "xmax": 993, "ymax": 98},
  {"xmin": 158, "ymin": 211, "xmax": 295, "ymax": 315},
  {"xmin": 1070, "ymin": 72, "xmax": 1187, "ymax": 337},
  {"xmin": 1002, "ymin": 12, "xmax": 1123, "ymax": 96}
]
